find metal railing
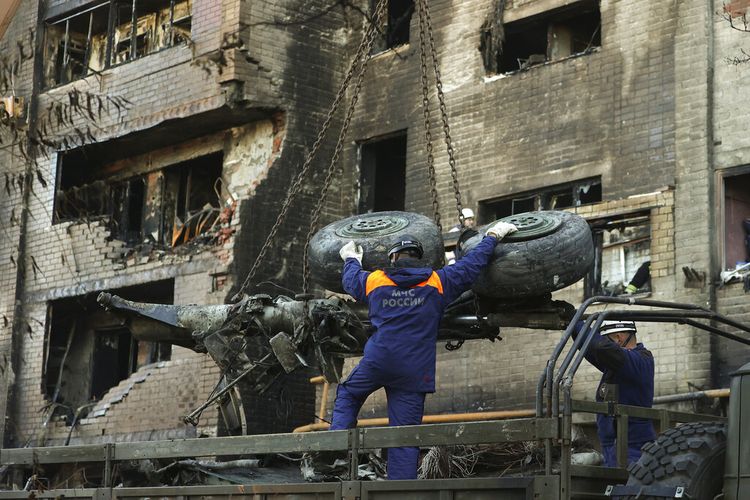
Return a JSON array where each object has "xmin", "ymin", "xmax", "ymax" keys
[
  {"xmin": 536, "ymin": 296, "xmax": 750, "ymax": 497},
  {"xmin": 0, "ymin": 405, "xmax": 724, "ymax": 500}
]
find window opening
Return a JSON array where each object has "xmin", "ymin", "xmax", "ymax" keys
[
  {"xmin": 44, "ymin": 0, "xmax": 192, "ymax": 88},
  {"xmin": 723, "ymin": 171, "xmax": 750, "ymax": 271},
  {"xmin": 478, "ymin": 177, "xmax": 601, "ymax": 222},
  {"xmin": 372, "ymin": 0, "xmax": 414, "ymax": 53},
  {"xmin": 43, "ymin": 280, "xmax": 174, "ymax": 423},
  {"xmin": 487, "ymin": 0, "xmax": 601, "ymax": 74},
  {"xmin": 54, "ymin": 149, "xmax": 222, "ymax": 248},
  {"xmin": 358, "ymin": 132, "xmax": 407, "ymax": 213},
  {"xmin": 585, "ymin": 212, "xmax": 651, "ymax": 297},
  {"xmin": 164, "ymin": 153, "xmax": 223, "ymax": 246}
]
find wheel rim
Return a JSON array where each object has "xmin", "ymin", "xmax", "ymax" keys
[
  {"xmin": 335, "ymin": 214, "xmax": 411, "ymax": 237},
  {"xmin": 498, "ymin": 212, "xmax": 562, "ymax": 242}
]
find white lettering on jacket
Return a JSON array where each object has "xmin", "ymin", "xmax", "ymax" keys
[
  {"xmin": 381, "ymin": 297, "xmax": 426, "ymax": 307},
  {"xmin": 381, "ymin": 287, "xmax": 424, "ymax": 307}
]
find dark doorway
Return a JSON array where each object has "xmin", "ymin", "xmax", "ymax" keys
[
  {"xmin": 43, "ymin": 280, "xmax": 174, "ymax": 422},
  {"xmin": 358, "ymin": 133, "xmax": 407, "ymax": 213},
  {"xmin": 724, "ymin": 171, "xmax": 750, "ymax": 269}
]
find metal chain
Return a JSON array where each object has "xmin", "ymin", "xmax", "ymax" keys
[
  {"xmin": 232, "ymin": 0, "xmax": 388, "ymax": 301},
  {"xmin": 301, "ymin": 0, "xmax": 389, "ymax": 293},
  {"xmin": 419, "ymin": 0, "xmax": 464, "ymax": 225},
  {"xmin": 416, "ymin": 0, "xmax": 442, "ymax": 231}
]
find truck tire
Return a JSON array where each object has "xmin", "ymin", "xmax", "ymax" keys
[
  {"xmin": 625, "ymin": 421, "xmax": 726, "ymax": 500},
  {"xmin": 308, "ymin": 211, "xmax": 444, "ymax": 293},
  {"xmin": 456, "ymin": 211, "xmax": 593, "ymax": 298}
]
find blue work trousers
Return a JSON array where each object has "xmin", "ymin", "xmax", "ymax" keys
[
  {"xmin": 330, "ymin": 364, "xmax": 426, "ymax": 480},
  {"xmin": 602, "ymin": 442, "xmax": 647, "ymax": 467}
]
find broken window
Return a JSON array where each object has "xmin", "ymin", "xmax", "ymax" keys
[
  {"xmin": 54, "ymin": 149, "xmax": 223, "ymax": 248},
  {"xmin": 484, "ymin": 0, "xmax": 601, "ymax": 74},
  {"xmin": 585, "ymin": 212, "xmax": 651, "ymax": 297},
  {"xmin": 358, "ymin": 132, "xmax": 407, "ymax": 213},
  {"xmin": 372, "ymin": 0, "xmax": 414, "ymax": 53},
  {"xmin": 479, "ymin": 177, "xmax": 602, "ymax": 222},
  {"xmin": 43, "ymin": 0, "xmax": 192, "ymax": 88},
  {"xmin": 723, "ymin": 170, "xmax": 750, "ymax": 271},
  {"xmin": 43, "ymin": 280, "xmax": 174, "ymax": 421}
]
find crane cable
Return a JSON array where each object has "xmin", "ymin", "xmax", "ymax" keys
[
  {"xmin": 235, "ymin": 0, "xmax": 466, "ymax": 300},
  {"xmin": 233, "ymin": 0, "xmax": 389, "ymax": 301},
  {"xmin": 416, "ymin": 0, "xmax": 464, "ymax": 231}
]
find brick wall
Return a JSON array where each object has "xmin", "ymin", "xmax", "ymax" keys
[
  {"xmin": 2, "ymin": 0, "xmax": 748, "ymax": 446},
  {"xmin": 0, "ymin": 0, "xmax": 43, "ymax": 447},
  {"xmin": 0, "ymin": 0, "xmax": 356, "ymax": 445},
  {"xmin": 712, "ymin": 0, "xmax": 750, "ymax": 387}
]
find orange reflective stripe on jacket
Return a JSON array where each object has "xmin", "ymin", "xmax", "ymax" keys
[{"xmin": 365, "ymin": 270, "xmax": 443, "ymax": 296}]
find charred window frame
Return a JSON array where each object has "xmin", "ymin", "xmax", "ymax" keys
[
  {"xmin": 44, "ymin": 0, "xmax": 192, "ymax": 88},
  {"xmin": 53, "ymin": 149, "xmax": 223, "ymax": 248},
  {"xmin": 372, "ymin": 0, "xmax": 414, "ymax": 54},
  {"xmin": 42, "ymin": 280, "xmax": 174, "ymax": 423},
  {"xmin": 358, "ymin": 131, "xmax": 407, "ymax": 213},
  {"xmin": 478, "ymin": 177, "xmax": 602, "ymax": 222},
  {"xmin": 721, "ymin": 167, "xmax": 750, "ymax": 271},
  {"xmin": 484, "ymin": 0, "xmax": 601, "ymax": 74},
  {"xmin": 585, "ymin": 211, "xmax": 651, "ymax": 298}
]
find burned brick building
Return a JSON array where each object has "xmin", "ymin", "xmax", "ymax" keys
[{"xmin": 0, "ymin": 0, "xmax": 749, "ymax": 448}]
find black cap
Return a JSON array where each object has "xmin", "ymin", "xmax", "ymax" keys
[{"xmin": 388, "ymin": 234, "xmax": 424, "ymax": 259}]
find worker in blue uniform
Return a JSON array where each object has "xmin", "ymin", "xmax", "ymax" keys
[
  {"xmin": 329, "ymin": 220, "xmax": 518, "ymax": 480},
  {"xmin": 576, "ymin": 320, "xmax": 656, "ymax": 467}
]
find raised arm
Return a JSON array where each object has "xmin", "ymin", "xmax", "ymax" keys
[
  {"xmin": 438, "ymin": 235, "xmax": 497, "ymax": 303},
  {"xmin": 437, "ymin": 221, "xmax": 517, "ymax": 303},
  {"xmin": 340, "ymin": 241, "xmax": 369, "ymax": 302}
]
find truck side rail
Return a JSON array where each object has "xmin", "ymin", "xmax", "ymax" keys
[
  {"xmin": 0, "ymin": 418, "xmax": 556, "ymax": 463},
  {"xmin": 534, "ymin": 296, "xmax": 748, "ymax": 494},
  {"xmin": 0, "ymin": 405, "xmax": 722, "ymax": 500}
]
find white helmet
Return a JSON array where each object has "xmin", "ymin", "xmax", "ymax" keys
[
  {"xmin": 599, "ymin": 320, "xmax": 637, "ymax": 336},
  {"xmin": 461, "ymin": 208, "xmax": 475, "ymax": 219}
]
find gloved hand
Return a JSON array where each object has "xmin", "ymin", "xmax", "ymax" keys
[
  {"xmin": 339, "ymin": 241, "xmax": 363, "ymax": 264},
  {"xmin": 486, "ymin": 221, "xmax": 518, "ymax": 240}
]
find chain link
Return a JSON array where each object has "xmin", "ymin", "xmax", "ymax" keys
[
  {"xmin": 236, "ymin": 0, "xmax": 464, "ymax": 300},
  {"xmin": 416, "ymin": 0, "xmax": 442, "ymax": 231},
  {"xmin": 418, "ymin": 0, "xmax": 464, "ymax": 225},
  {"xmin": 301, "ymin": 0, "xmax": 389, "ymax": 293},
  {"xmin": 233, "ymin": 0, "xmax": 388, "ymax": 301}
]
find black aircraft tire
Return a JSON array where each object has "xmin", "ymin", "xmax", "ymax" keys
[
  {"xmin": 456, "ymin": 210, "xmax": 594, "ymax": 298},
  {"xmin": 308, "ymin": 211, "xmax": 444, "ymax": 293},
  {"xmin": 625, "ymin": 421, "xmax": 726, "ymax": 500}
]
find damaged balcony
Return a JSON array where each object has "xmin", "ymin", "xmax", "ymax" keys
[
  {"xmin": 43, "ymin": 0, "xmax": 192, "ymax": 88},
  {"xmin": 54, "ymin": 149, "xmax": 227, "ymax": 250}
]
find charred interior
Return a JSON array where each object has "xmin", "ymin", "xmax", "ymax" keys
[
  {"xmin": 488, "ymin": 0, "xmax": 601, "ymax": 73},
  {"xmin": 44, "ymin": 0, "xmax": 192, "ymax": 88},
  {"xmin": 54, "ymin": 148, "xmax": 223, "ymax": 247},
  {"xmin": 479, "ymin": 177, "xmax": 602, "ymax": 221}
]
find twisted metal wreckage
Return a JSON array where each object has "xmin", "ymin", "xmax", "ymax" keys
[
  {"xmin": 97, "ymin": 289, "xmax": 575, "ymax": 429},
  {"xmin": 97, "ymin": 292, "xmax": 574, "ymax": 425}
]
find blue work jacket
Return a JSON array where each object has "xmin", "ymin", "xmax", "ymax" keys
[
  {"xmin": 583, "ymin": 334, "xmax": 657, "ymax": 448},
  {"xmin": 341, "ymin": 235, "xmax": 497, "ymax": 392}
]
